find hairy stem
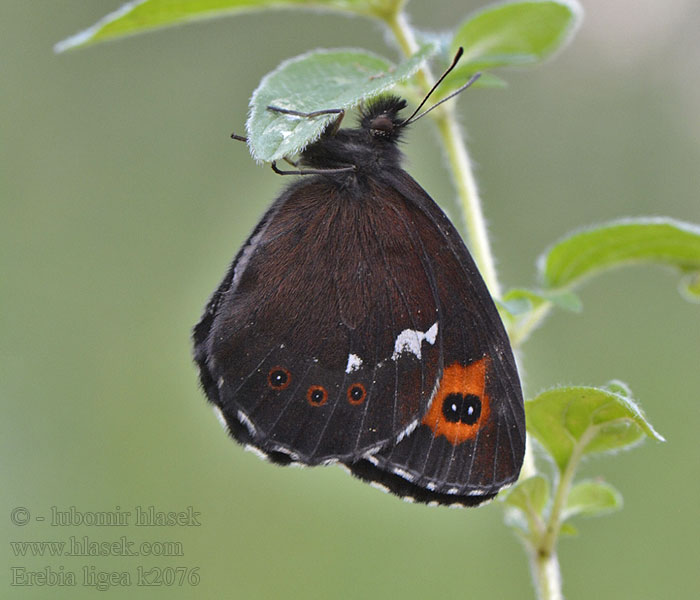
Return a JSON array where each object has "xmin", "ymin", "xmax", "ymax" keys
[
  {"xmin": 387, "ymin": 12, "xmax": 502, "ymax": 299},
  {"xmin": 389, "ymin": 11, "xmax": 550, "ymax": 599},
  {"xmin": 529, "ymin": 427, "xmax": 596, "ymax": 600},
  {"xmin": 511, "ymin": 302, "xmax": 554, "ymax": 349},
  {"xmin": 530, "ymin": 549, "xmax": 563, "ymax": 600}
]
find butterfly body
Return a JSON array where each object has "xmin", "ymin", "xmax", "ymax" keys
[{"xmin": 194, "ymin": 95, "xmax": 525, "ymax": 506}]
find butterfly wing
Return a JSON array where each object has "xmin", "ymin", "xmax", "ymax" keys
[
  {"xmin": 345, "ymin": 172, "xmax": 525, "ymax": 505},
  {"xmin": 193, "ymin": 178, "xmax": 444, "ymax": 464}
]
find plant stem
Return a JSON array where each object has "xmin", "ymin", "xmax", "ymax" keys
[
  {"xmin": 511, "ymin": 302, "xmax": 554, "ymax": 349},
  {"xmin": 543, "ymin": 429, "xmax": 592, "ymax": 552},
  {"xmin": 390, "ymin": 11, "xmax": 554, "ymax": 599},
  {"xmin": 530, "ymin": 549, "xmax": 563, "ymax": 600},
  {"xmin": 387, "ymin": 11, "xmax": 502, "ymax": 299},
  {"xmin": 529, "ymin": 427, "xmax": 595, "ymax": 600}
]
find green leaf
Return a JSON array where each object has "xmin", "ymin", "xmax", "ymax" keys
[
  {"xmin": 502, "ymin": 287, "xmax": 582, "ymax": 316},
  {"xmin": 680, "ymin": 271, "xmax": 700, "ymax": 303},
  {"xmin": 539, "ymin": 218, "xmax": 700, "ymax": 299},
  {"xmin": 55, "ymin": 0, "xmax": 404, "ymax": 52},
  {"xmin": 526, "ymin": 384, "xmax": 664, "ymax": 472},
  {"xmin": 603, "ymin": 380, "xmax": 632, "ymax": 398},
  {"xmin": 559, "ymin": 522, "xmax": 578, "ymax": 537},
  {"xmin": 563, "ymin": 479, "xmax": 622, "ymax": 520},
  {"xmin": 246, "ymin": 45, "xmax": 436, "ymax": 162},
  {"xmin": 503, "ymin": 475, "xmax": 549, "ymax": 535},
  {"xmin": 499, "ymin": 288, "xmax": 581, "ymax": 348},
  {"xmin": 439, "ymin": 0, "xmax": 582, "ymax": 94},
  {"xmin": 467, "ymin": 72, "xmax": 509, "ymax": 89},
  {"xmin": 504, "ymin": 475, "xmax": 549, "ymax": 515}
]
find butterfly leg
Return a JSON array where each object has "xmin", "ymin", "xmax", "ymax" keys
[
  {"xmin": 267, "ymin": 106, "xmax": 345, "ymax": 134},
  {"xmin": 270, "ymin": 161, "xmax": 356, "ymax": 176}
]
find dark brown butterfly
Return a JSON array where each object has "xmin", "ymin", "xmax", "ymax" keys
[{"xmin": 193, "ymin": 51, "xmax": 525, "ymax": 506}]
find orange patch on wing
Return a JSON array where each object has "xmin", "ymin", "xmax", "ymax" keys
[{"xmin": 421, "ymin": 358, "xmax": 490, "ymax": 445}]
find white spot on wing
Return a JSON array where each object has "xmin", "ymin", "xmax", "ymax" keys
[
  {"xmin": 244, "ymin": 444, "xmax": 269, "ymax": 461},
  {"xmin": 363, "ymin": 453, "xmax": 380, "ymax": 466},
  {"xmin": 369, "ymin": 482, "xmax": 390, "ymax": 494},
  {"xmin": 345, "ymin": 353, "xmax": 363, "ymax": 373},
  {"xmin": 231, "ymin": 227, "xmax": 267, "ymax": 290},
  {"xmin": 270, "ymin": 445, "xmax": 301, "ymax": 462},
  {"xmin": 391, "ymin": 322, "xmax": 438, "ymax": 361},
  {"xmin": 396, "ymin": 419, "xmax": 419, "ymax": 443},
  {"xmin": 392, "ymin": 468, "xmax": 414, "ymax": 481},
  {"xmin": 237, "ymin": 410, "xmax": 257, "ymax": 437},
  {"xmin": 212, "ymin": 406, "xmax": 227, "ymax": 430},
  {"xmin": 424, "ymin": 322, "xmax": 438, "ymax": 344}
]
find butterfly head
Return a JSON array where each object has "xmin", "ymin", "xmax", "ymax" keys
[
  {"xmin": 359, "ymin": 95, "xmax": 409, "ymax": 143},
  {"xmin": 299, "ymin": 96, "xmax": 408, "ymax": 172}
]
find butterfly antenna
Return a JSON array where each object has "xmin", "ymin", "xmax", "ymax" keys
[{"xmin": 399, "ymin": 47, "xmax": 480, "ymax": 126}]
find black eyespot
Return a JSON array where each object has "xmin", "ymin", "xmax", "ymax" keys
[
  {"xmin": 307, "ymin": 385, "xmax": 328, "ymax": 406},
  {"xmin": 347, "ymin": 383, "xmax": 367, "ymax": 405},
  {"xmin": 461, "ymin": 394, "xmax": 481, "ymax": 425},
  {"xmin": 442, "ymin": 393, "xmax": 481, "ymax": 425},
  {"xmin": 268, "ymin": 367, "xmax": 291, "ymax": 390}
]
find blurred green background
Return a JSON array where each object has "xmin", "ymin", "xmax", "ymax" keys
[{"xmin": 2, "ymin": 1, "xmax": 699, "ymax": 598}]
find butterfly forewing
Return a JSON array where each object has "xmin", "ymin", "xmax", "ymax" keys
[{"xmin": 195, "ymin": 179, "xmax": 444, "ymax": 463}]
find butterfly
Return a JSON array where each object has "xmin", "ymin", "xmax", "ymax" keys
[{"xmin": 193, "ymin": 50, "xmax": 525, "ymax": 506}]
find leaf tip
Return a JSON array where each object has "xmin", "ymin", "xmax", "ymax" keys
[
  {"xmin": 54, "ymin": 30, "xmax": 91, "ymax": 54},
  {"xmin": 54, "ymin": 0, "xmax": 144, "ymax": 53}
]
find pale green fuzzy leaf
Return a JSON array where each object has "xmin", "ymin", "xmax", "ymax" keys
[
  {"xmin": 564, "ymin": 479, "xmax": 623, "ymax": 519},
  {"xmin": 438, "ymin": 0, "xmax": 582, "ymax": 95},
  {"xmin": 559, "ymin": 522, "xmax": 579, "ymax": 536},
  {"xmin": 539, "ymin": 218, "xmax": 700, "ymax": 298},
  {"xmin": 55, "ymin": 0, "xmax": 403, "ymax": 52},
  {"xmin": 527, "ymin": 384, "xmax": 664, "ymax": 472},
  {"xmin": 504, "ymin": 475, "xmax": 549, "ymax": 516},
  {"xmin": 679, "ymin": 271, "xmax": 700, "ymax": 303},
  {"xmin": 246, "ymin": 44, "xmax": 436, "ymax": 162},
  {"xmin": 502, "ymin": 287, "xmax": 582, "ymax": 316}
]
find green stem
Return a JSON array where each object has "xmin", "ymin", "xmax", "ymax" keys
[
  {"xmin": 511, "ymin": 302, "xmax": 554, "ymax": 349},
  {"xmin": 544, "ymin": 429, "xmax": 593, "ymax": 552},
  {"xmin": 529, "ymin": 427, "xmax": 596, "ymax": 600},
  {"xmin": 389, "ymin": 11, "xmax": 552, "ymax": 598},
  {"xmin": 519, "ymin": 434, "xmax": 537, "ymax": 480},
  {"xmin": 387, "ymin": 11, "xmax": 502, "ymax": 299},
  {"xmin": 530, "ymin": 549, "xmax": 563, "ymax": 600}
]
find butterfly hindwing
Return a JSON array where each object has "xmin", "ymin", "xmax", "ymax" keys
[
  {"xmin": 344, "ymin": 172, "xmax": 526, "ymax": 504},
  {"xmin": 194, "ymin": 178, "xmax": 444, "ymax": 463}
]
